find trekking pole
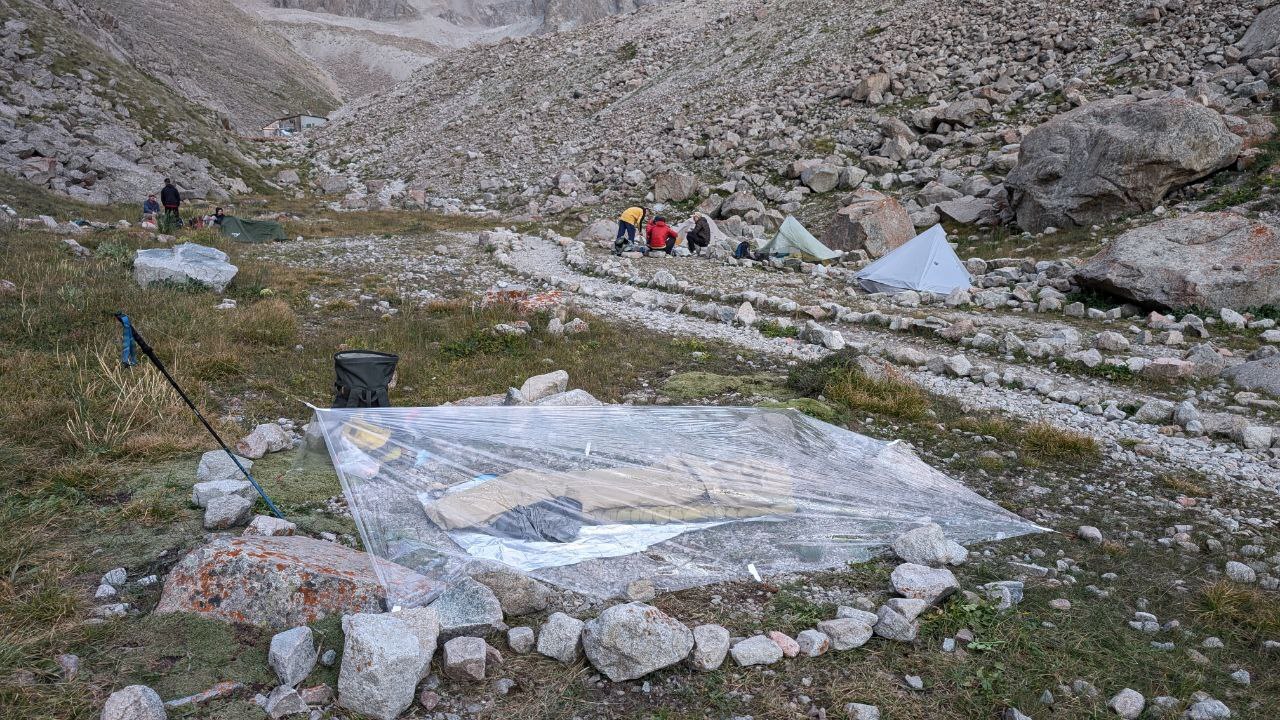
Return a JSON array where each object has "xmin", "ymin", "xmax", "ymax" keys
[{"xmin": 115, "ymin": 313, "xmax": 286, "ymax": 519}]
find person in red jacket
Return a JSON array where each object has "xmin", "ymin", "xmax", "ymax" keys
[{"xmin": 644, "ymin": 216, "xmax": 679, "ymax": 255}]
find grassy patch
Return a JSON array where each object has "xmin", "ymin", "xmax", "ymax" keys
[
  {"xmin": 823, "ymin": 366, "xmax": 931, "ymax": 421},
  {"xmin": 661, "ymin": 371, "xmax": 790, "ymax": 403},
  {"xmin": 755, "ymin": 398, "xmax": 841, "ymax": 424},
  {"xmin": 1195, "ymin": 581, "xmax": 1280, "ymax": 646},
  {"xmin": 756, "ymin": 320, "xmax": 799, "ymax": 339}
]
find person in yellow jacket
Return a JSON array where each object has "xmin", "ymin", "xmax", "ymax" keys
[{"xmin": 614, "ymin": 205, "xmax": 647, "ymax": 255}]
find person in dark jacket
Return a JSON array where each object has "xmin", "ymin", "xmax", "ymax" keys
[
  {"xmin": 686, "ymin": 213, "xmax": 711, "ymax": 256},
  {"xmin": 644, "ymin": 216, "xmax": 679, "ymax": 255},
  {"xmin": 212, "ymin": 207, "xmax": 225, "ymax": 226},
  {"xmin": 159, "ymin": 179, "xmax": 181, "ymax": 224},
  {"xmin": 142, "ymin": 194, "xmax": 160, "ymax": 217}
]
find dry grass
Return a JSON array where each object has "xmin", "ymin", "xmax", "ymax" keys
[
  {"xmin": 823, "ymin": 366, "xmax": 931, "ymax": 421},
  {"xmin": 1196, "ymin": 580, "xmax": 1280, "ymax": 645},
  {"xmin": 1022, "ymin": 421, "xmax": 1100, "ymax": 460},
  {"xmin": 231, "ymin": 298, "xmax": 298, "ymax": 347}
]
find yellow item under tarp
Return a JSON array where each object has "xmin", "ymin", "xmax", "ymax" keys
[
  {"xmin": 423, "ymin": 454, "xmax": 795, "ymax": 530},
  {"xmin": 340, "ymin": 418, "xmax": 403, "ymax": 463}
]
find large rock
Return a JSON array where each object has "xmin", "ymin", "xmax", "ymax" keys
[
  {"xmin": 133, "ymin": 243, "xmax": 238, "ymax": 292},
  {"xmin": 1074, "ymin": 213, "xmax": 1280, "ymax": 310},
  {"xmin": 155, "ymin": 536, "xmax": 440, "ymax": 629},
  {"xmin": 575, "ymin": 219, "xmax": 616, "ymax": 245},
  {"xmin": 397, "ymin": 606, "xmax": 441, "ymax": 679},
  {"xmin": 653, "ymin": 170, "xmax": 696, "ymax": 202},
  {"xmin": 427, "ymin": 578, "xmax": 504, "ymax": 639},
  {"xmin": 1239, "ymin": 5, "xmax": 1280, "ymax": 58},
  {"xmin": 1223, "ymin": 355, "xmax": 1280, "ymax": 397},
  {"xmin": 823, "ymin": 189, "xmax": 914, "ymax": 257},
  {"xmin": 719, "ymin": 191, "xmax": 764, "ymax": 218},
  {"xmin": 102, "ymin": 685, "xmax": 166, "ymax": 720},
  {"xmin": 337, "ymin": 613, "xmax": 421, "ymax": 720},
  {"xmin": 581, "ymin": 602, "xmax": 694, "ymax": 681},
  {"xmin": 1006, "ymin": 98, "xmax": 1242, "ymax": 232}
]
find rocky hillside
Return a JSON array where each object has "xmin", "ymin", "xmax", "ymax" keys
[
  {"xmin": 312, "ymin": 0, "xmax": 1275, "ymax": 226},
  {"xmin": 0, "ymin": 0, "xmax": 271, "ymax": 204},
  {"xmin": 236, "ymin": 0, "xmax": 667, "ymax": 99},
  {"xmin": 68, "ymin": 0, "xmax": 341, "ymax": 132}
]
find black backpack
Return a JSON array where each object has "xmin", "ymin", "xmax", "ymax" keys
[{"xmin": 332, "ymin": 350, "xmax": 399, "ymax": 408}]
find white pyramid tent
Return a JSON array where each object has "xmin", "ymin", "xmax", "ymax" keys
[{"xmin": 854, "ymin": 224, "xmax": 972, "ymax": 294}]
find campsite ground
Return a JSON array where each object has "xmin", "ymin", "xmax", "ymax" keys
[{"xmin": 1, "ymin": 178, "xmax": 1277, "ymax": 719}]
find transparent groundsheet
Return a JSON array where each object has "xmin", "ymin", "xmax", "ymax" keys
[{"xmin": 309, "ymin": 406, "xmax": 1043, "ymax": 604}]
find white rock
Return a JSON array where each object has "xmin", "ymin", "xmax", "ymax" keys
[
  {"xmin": 729, "ymin": 634, "xmax": 783, "ymax": 666},
  {"xmin": 1224, "ymin": 561, "xmax": 1256, "ymax": 583},
  {"xmin": 581, "ymin": 602, "xmax": 693, "ymax": 681},
  {"xmin": 890, "ymin": 563, "xmax": 959, "ymax": 605},
  {"xmin": 234, "ymin": 423, "xmax": 291, "ymax": 459},
  {"xmin": 442, "ymin": 636, "xmax": 487, "ymax": 682},
  {"xmin": 891, "ymin": 523, "xmax": 968, "ymax": 566},
  {"xmin": 1108, "ymin": 688, "xmax": 1145, "ymax": 719},
  {"xmin": 191, "ymin": 479, "xmax": 253, "ymax": 508},
  {"xmin": 195, "ymin": 451, "xmax": 253, "ymax": 484},
  {"xmin": 203, "ymin": 494, "xmax": 253, "ymax": 530}
]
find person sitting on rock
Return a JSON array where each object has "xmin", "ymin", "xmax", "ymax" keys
[
  {"xmin": 686, "ymin": 212, "xmax": 711, "ymax": 256},
  {"xmin": 614, "ymin": 205, "xmax": 646, "ymax": 255},
  {"xmin": 160, "ymin": 178, "xmax": 182, "ymax": 225},
  {"xmin": 644, "ymin": 216, "xmax": 679, "ymax": 256},
  {"xmin": 142, "ymin": 194, "xmax": 160, "ymax": 218}
]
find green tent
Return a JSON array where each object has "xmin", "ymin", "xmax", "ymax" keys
[
  {"xmin": 757, "ymin": 216, "xmax": 841, "ymax": 263},
  {"xmin": 219, "ymin": 216, "xmax": 287, "ymax": 243}
]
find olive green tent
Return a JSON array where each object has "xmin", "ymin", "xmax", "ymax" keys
[
  {"xmin": 757, "ymin": 216, "xmax": 841, "ymax": 263},
  {"xmin": 219, "ymin": 216, "xmax": 287, "ymax": 243}
]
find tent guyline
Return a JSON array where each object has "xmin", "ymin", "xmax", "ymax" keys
[{"xmin": 115, "ymin": 313, "xmax": 286, "ymax": 520}]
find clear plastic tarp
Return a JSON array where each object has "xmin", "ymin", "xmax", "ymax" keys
[{"xmin": 308, "ymin": 405, "xmax": 1043, "ymax": 605}]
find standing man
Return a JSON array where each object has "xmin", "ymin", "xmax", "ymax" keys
[
  {"xmin": 614, "ymin": 205, "xmax": 646, "ymax": 255},
  {"xmin": 160, "ymin": 178, "xmax": 182, "ymax": 226}
]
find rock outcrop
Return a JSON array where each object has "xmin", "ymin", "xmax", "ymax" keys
[
  {"xmin": 1006, "ymin": 98, "xmax": 1242, "ymax": 232},
  {"xmin": 1074, "ymin": 213, "xmax": 1280, "ymax": 310},
  {"xmin": 155, "ymin": 536, "xmax": 441, "ymax": 629},
  {"xmin": 823, "ymin": 189, "xmax": 914, "ymax": 256}
]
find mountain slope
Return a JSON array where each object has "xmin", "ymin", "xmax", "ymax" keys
[
  {"xmin": 68, "ymin": 0, "xmax": 341, "ymax": 131},
  {"xmin": 0, "ymin": 0, "xmax": 270, "ymax": 204},
  {"xmin": 313, "ymin": 0, "xmax": 1269, "ymax": 218}
]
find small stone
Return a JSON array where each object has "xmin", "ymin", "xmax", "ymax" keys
[
  {"xmin": 269, "ymin": 626, "xmax": 316, "ymax": 687},
  {"xmin": 101, "ymin": 568, "xmax": 127, "ymax": 587},
  {"xmin": 730, "ymin": 635, "xmax": 783, "ymax": 666},
  {"xmin": 890, "ymin": 563, "xmax": 959, "ymax": 604},
  {"xmin": 904, "ymin": 674, "xmax": 924, "ymax": 690},
  {"xmin": 1225, "ymin": 561, "xmax": 1256, "ymax": 583},
  {"xmin": 264, "ymin": 685, "xmax": 308, "ymax": 719},
  {"xmin": 689, "ymin": 624, "xmax": 730, "ymax": 671},
  {"xmin": 507, "ymin": 626, "xmax": 535, "ymax": 655},
  {"xmin": 102, "ymin": 685, "xmax": 166, "ymax": 720},
  {"xmin": 1077, "ymin": 526, "xmax": 1103, "ymax": 544},
  {"xmin": 845, "ymin": 702, "xmax": 880, "ymax": 720},
  {"xmin": 795, "ymin": 629, "xmax": 830, "ymax": 657},
  {"xmin": 1229, "ymin": 669, "xmax": 1250, "ymax": 685},
  {"xmin": 891, "ymin": 523, "xmax": 968, "ymax": 566},
  {"xmin": 418, "ymin": 689, "xmax": 439, "ymax": 710},
  {"xmin": 203, "ymin": 494, "xmax": 253, "ymax": 530},
  {"xmin": 443, "ymin": 636, "xmax": 488, "ymax": 682},
  {"xmin": 1049, "ymin": 599, "xmax": 1072, "ymax": 610},
  {"xmin": 320, "ymin": 649, "xmax": 336, "ymax": 666},
  {"xmin": 818, "ymin": 613, "xmax": 876, "ymax": 649},
  {"xmin": 56, "ymin": 654, "xmax": 79, "ymax": 681},
  {"xmin": 1185, "ymin": 697, "xmax": 1231, "ymax": 720},
  {"xmin": 766, "ymin": 631, "xmax": 799, "ymax": 658},
  {"xmin": 1108, "ymin": 688, "xmax": 1145, "ymax": 719},
  {"xmin": 244, "ymin": 515, "xmax": 297, "ymax": 537},
  {"xmin": 536, "ymin": 612, "xmax": 584, "ymax": 664}
]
